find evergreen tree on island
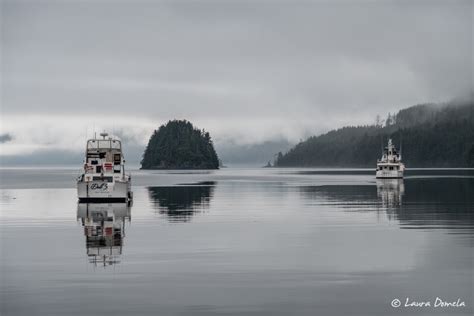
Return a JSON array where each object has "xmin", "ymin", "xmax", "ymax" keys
[{"xmin": 141, "ymin": 120, "xmax": 219, "ymax": 169}]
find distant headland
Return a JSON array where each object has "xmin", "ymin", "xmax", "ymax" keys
[
  {"xmin": 141, "ymin": 120, "xmax": 220, "ymax": 170},
  {"xmin": 274, "ymin": 98, "xmax": 474, "ymax": 168}
]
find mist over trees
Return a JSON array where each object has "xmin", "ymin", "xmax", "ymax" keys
[
  {"xmin": 141, "ymin": 120, "xmax": 219, "ymax": 169},
  {"xmin": 215, "ymin": 139, "xmax": 293, "ymax": 166},
  {"xmin": 275, "ymin": 99, "xmax": 474, "ymax": 167}
]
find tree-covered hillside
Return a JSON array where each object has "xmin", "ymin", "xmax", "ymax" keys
[
  {"xmin": 275, "ymin": 99, "xmax": 474, "ymax": 167},
  {"xmin": 141, "ymin": 120, "xmax": 219, "ymax": 169}
]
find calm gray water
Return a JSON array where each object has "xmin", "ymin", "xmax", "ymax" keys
[{"xmin": 1, "ymin": 168, "xmax": 473, "ymax": 316}]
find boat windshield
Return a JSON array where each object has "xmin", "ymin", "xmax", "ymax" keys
[{"xmin": 87, "ymin": 139, "xmax": 122, "ymax": 151}]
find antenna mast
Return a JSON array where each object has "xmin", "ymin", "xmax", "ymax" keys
[
  {"xmin": 400, "ymin": 133, "xmax": 403, "ymax": 160},
  {"xmin": 380, "ymin": 135, "xmax": 384, "ymax": 154}
]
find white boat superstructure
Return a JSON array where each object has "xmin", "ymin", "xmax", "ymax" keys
[
  {"xmin": 376, "ymin": 139, "xmax": 405, "ymax": 179},
  {"xmin": 77, "ymin": 132, "xmax": 133, "ymax": 202}
]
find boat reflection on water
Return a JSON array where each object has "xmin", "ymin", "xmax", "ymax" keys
[
  {"xmin": 376, "ymin": 179, "xmax": 405, "ymax": 209},
  {"xmin": 76, "ymin": 202, "xmax": 131, "ymax": 266}
]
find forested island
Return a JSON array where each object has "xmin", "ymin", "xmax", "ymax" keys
[
  {"xmin": 141, "ymin": 120, "xmax": 219, "ymax": 169},
  {"xmin": 275, "ymin": 98, "xmax": 474, "ymax": 167}
]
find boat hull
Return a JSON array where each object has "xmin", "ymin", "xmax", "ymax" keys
[
  {"xmin": 77, "ymin": 180, "xmax": 132, "ymax": 202},
  {"xmin": 375, "ymin": 169, "xmax": 404, "ymax": 179}
]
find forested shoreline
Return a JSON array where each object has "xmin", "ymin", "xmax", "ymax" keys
[{"xmin": 275, "ymin": 99, "xmax": 474, "ymax": 167}]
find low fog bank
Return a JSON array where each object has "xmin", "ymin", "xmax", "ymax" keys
[{"xmin": 0, "ymin": 138, "xmax": 293, "ymax": 167}]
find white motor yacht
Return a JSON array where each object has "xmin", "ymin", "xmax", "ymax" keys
[
  {"xmin": 77, "ymin": 132, "xmax": 132, "ymax": 202},
  {"xmin": 376, "ymin": 138, "xmax": 405, "ymax": 179}
]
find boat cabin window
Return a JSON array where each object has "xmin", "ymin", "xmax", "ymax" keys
[
  {"xmin": 114, "ymin": 154, "xmax": 121, "ymax": 164},
  {"xmin": 90, "ymin": 160, "xmax": 98, "ymax": 165},
  {"xmin": 96, "ymin": 165, "xmax": 102, "ymax": 173},
  {"xmin": 92, "ymin": 176, "xmax": 113, "ymax": 182},
  {"xmin": 87, "ymin": 139, "xmax": 122, "ymax": 150},
  {"xmin": 389, "ymin": 166, "xmax": 394, "ymax": 170}
]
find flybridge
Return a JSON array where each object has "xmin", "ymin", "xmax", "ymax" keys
[
  {"xmin": 87, "ymin": 138, "xmax": 122, "ymax": 150},
  {"xmin": 85, "ymin": 135, "xmax": 124, "ymax": 175}
]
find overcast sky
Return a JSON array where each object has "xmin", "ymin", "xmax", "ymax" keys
[{"xmin": 1, "ymin": 0, "xmax": 472, "ymax": 156}]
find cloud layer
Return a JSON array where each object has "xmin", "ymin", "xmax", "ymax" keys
[{"xmin": 1, "ymin": 0, "xmax": 472, "ymax": 156}]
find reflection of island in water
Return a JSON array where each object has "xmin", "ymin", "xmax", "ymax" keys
[
  {"xmin": 300, "ymin": 178, "xmax": 474, "ymax": 231},
  {"xmin": 77, "ymin": 203, "xmax": 131, "ymax": 266},
  {"xmin": 148, "ymin": 181, "xmax": 215, "ymax": 222}
]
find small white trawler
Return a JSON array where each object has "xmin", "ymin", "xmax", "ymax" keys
[
  {"xmin": 77, "ymin": 132, "xmax": 132, "ymax": 202},
  {"xmin": 376, "ymin": 139, "xmax": 405, "ymax": 179}
]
